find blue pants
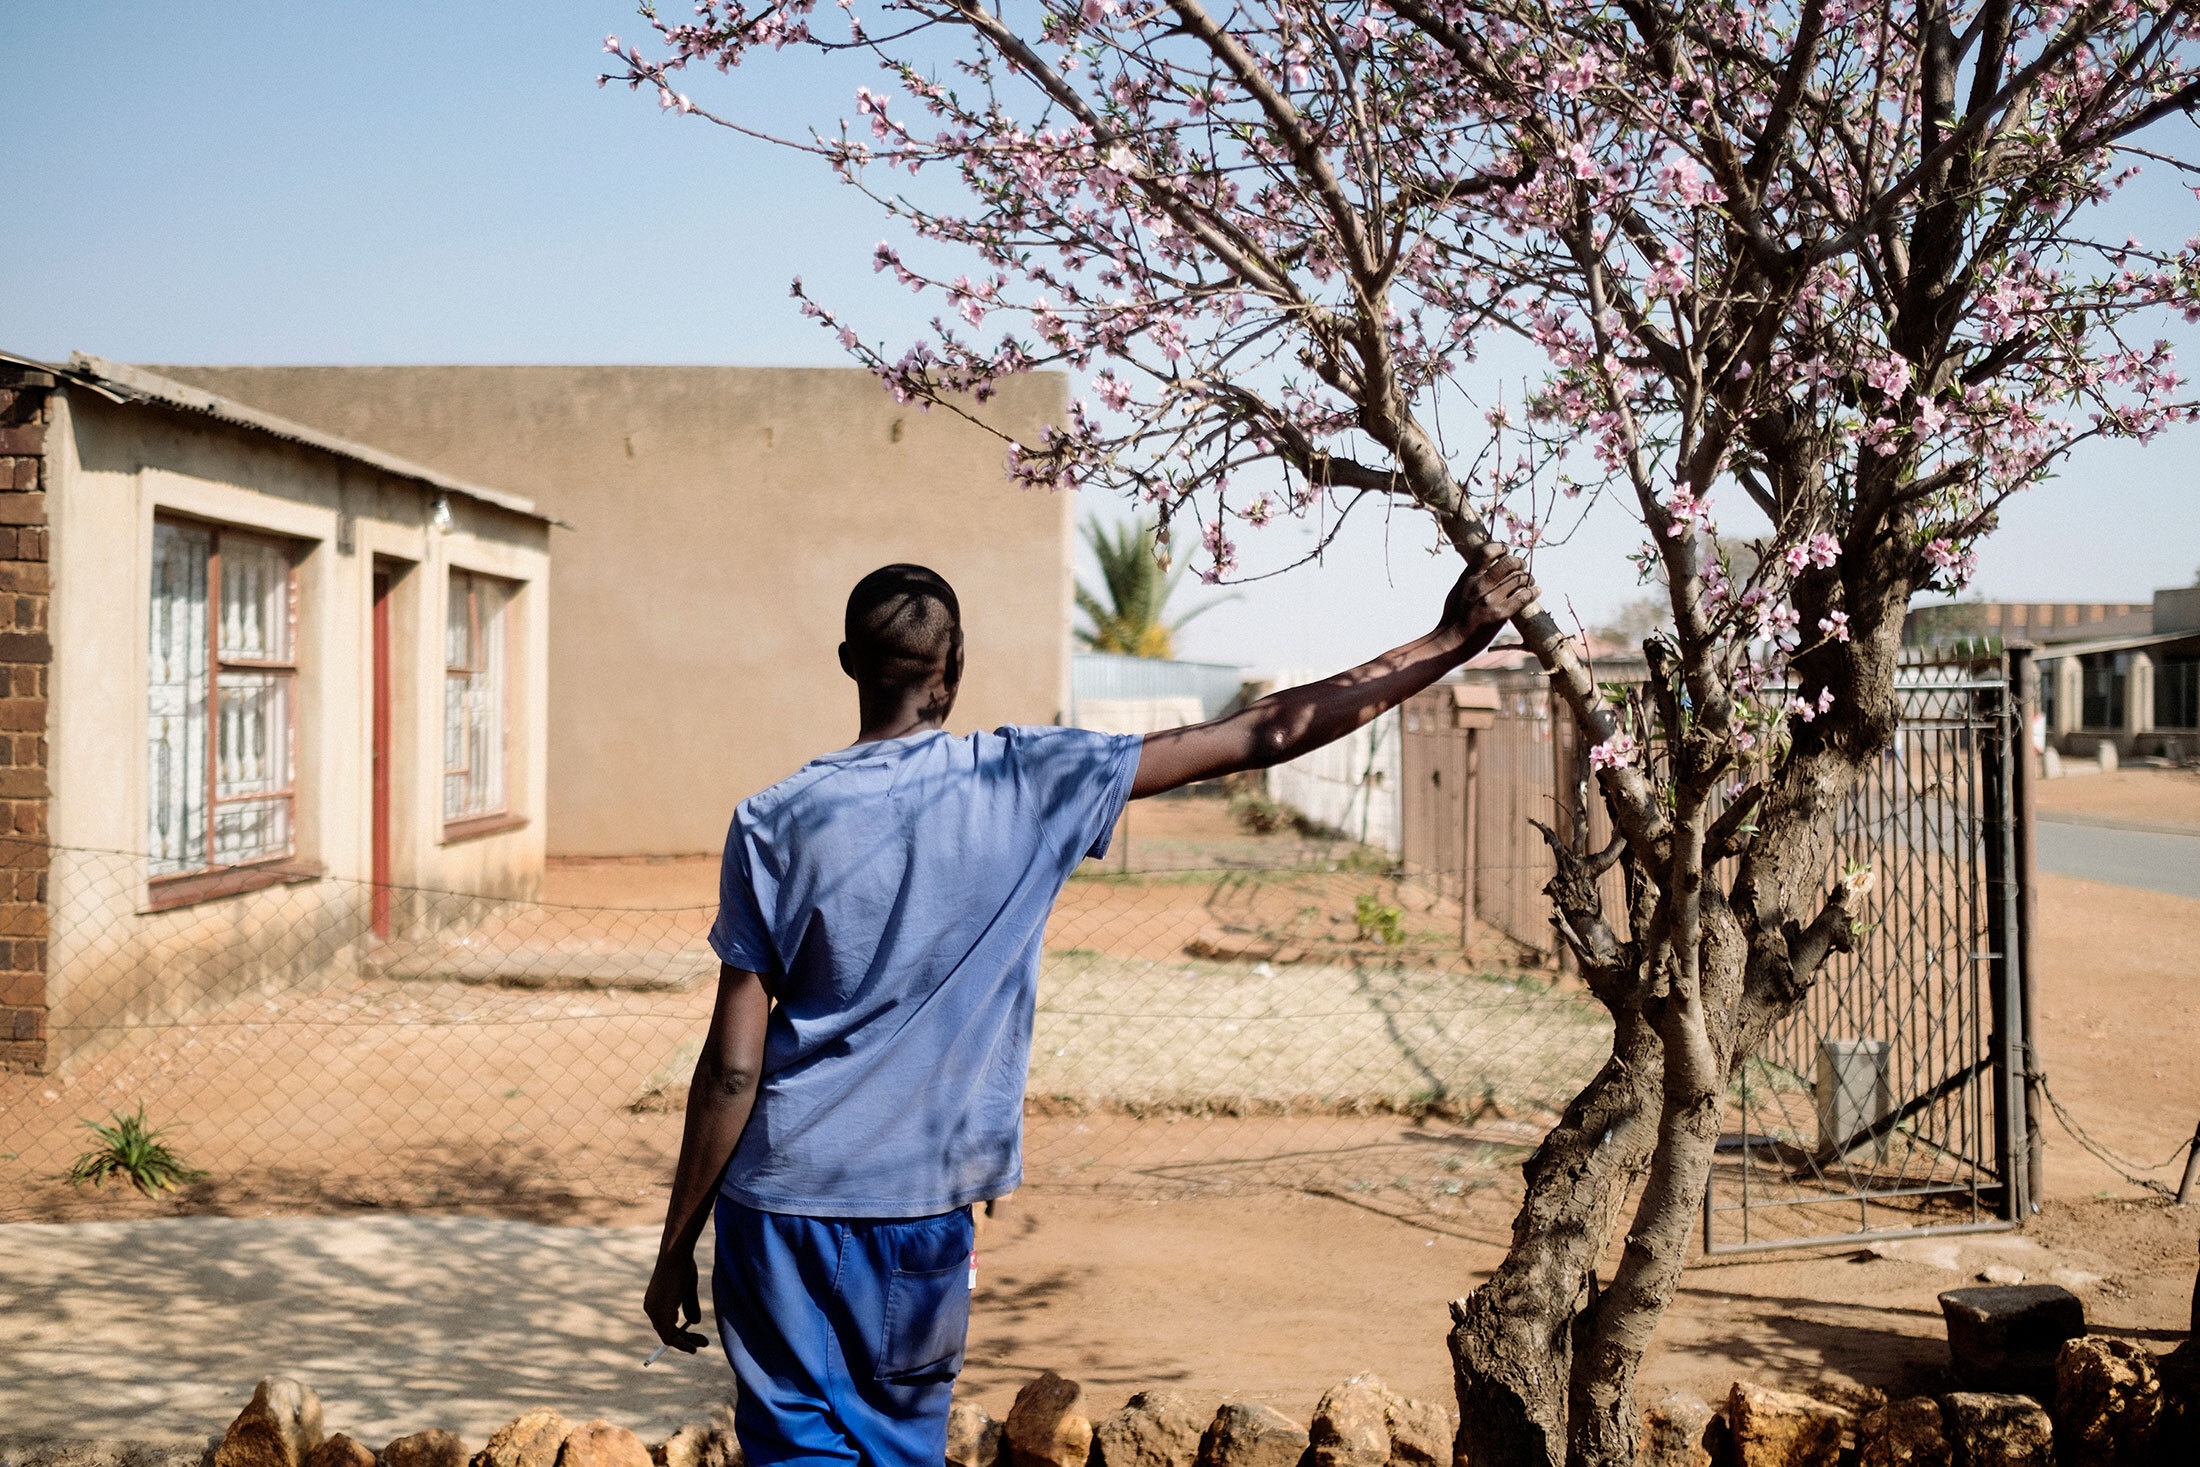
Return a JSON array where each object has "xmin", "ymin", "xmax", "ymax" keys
[{"xmin": 712, "ymin": 1197, "xmax": 976, "ymax": 1467}]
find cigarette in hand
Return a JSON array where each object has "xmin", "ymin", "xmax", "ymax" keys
[{"xmin": 643, "ymin": 1343, "xmax": 673, "ymax": 1368}]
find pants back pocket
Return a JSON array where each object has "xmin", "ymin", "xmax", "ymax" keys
[{"xmin": 877, "ymin": 1259, "xmax": 971, "ymax": 1380}]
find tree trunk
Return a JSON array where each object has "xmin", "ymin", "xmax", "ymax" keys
[
  {"xmin": 1447, "ymin": 666, "xmax": 1878, "ymax": 1465},
  {"xmin": 1449, "ymin": 1019, "xmax": 1663, "ymax": 1467},
  {"xmin": 1565, "ymin": 895, "xmax": 1749, "ymax": 1467}
]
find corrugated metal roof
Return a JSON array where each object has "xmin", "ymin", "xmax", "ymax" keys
[
  {"xmin": 36, "ymin": 353, "xmax": 564, "ymax": 528},
  {"xmin": 1071, "ymin": 652, "xmax": 1248, "ymax": 723},
  {"xmin": 2033, "ymin": 628, "xmax": 2200, "ymax": 660}
]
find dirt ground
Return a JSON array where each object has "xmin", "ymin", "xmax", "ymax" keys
[
  {"xmin": 2, "ymin": 792, "xmax": 2193, "ymax": 1425},
  {"xmin": 975, "ymin": 798, "xmax": 2200, "ymax": 1417},
  {"xmin": 2035, "ymin": 763, "xmax": 2200, "ymax": 827},
  {"xmin": 949, "ymin": 1187, "xmax": 2197, "ymax": 1425}
]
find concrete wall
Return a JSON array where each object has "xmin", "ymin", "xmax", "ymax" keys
[
  {"xmin": 148, "ymin": 366, "xmax": 1074, "ymax": 856},
  {"xmin": 44, "ymin": 390, "xmax": 552, "ymax": 1065},
  {"xmin": 2156, "ymin": 586, "xmax": 2200, "ymax": 635}
]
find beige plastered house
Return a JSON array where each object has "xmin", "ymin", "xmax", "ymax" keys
[
  {"xmin": 0, "ymin": 354, "xmax": 555, "ymax": 1071},
  {"xmin": 143, "ymin": 366, "xmax": 1075, "ymax": 857}
]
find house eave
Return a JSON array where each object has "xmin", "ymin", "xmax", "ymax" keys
[{"xmin": 16, "ymin": 351, "xmax": 569, "ymax": 530}]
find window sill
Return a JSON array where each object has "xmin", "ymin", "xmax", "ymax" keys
[
  {"xmin": 441, "ymin": 813, "xmax": 529, "ymax": 845},
  {"xmin": 144, "ymin": 860, "xmax": 325, "ymax": 914}
]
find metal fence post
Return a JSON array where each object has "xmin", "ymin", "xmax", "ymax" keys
[
  {"xmin": 2009, "ymin": 644, "xmax": 2045, "ymax": 1210},
  {"xmin": 1980, "ymin": 665, "xmax": 2028, "ymax": 1222}
]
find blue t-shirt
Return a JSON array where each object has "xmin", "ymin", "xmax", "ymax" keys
[{"xmin": 707, "ymin": 724, "xmax": 1143, "ymax": 1217}]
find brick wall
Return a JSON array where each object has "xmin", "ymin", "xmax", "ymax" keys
[{"xmin": 0, "ymin": 367, "xmax": 51, "ymax": 1072}]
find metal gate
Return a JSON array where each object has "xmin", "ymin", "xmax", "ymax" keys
[
  {"xmin": 1401, "ymin": 657, "xmax": 2037, "ymax": 1253},
  {"xmin": 1704, "ymin": 657, "xmax": 2034, "ymax": 1252}
]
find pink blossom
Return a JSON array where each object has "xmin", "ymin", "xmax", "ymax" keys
[
  {"xmin": 1646, "ymin": 246, "xmax": 1689, "ymax": 297},
  {"xmin": 1864, "ymin": 355, "xmax": 1913, "ymax": 398},
  {"xmin": 1664, "ymin": 487, "xmax": 1710, "ymax": 537},
  {"xmin": 1550, "ymin": 53, "xmax": 1601, "ymax": 97},
  {"xmin": 1755, "ymin": 601, "xmax": 1800, "ymax": 639},
  {"xmin": 1655, "ymin": 157, "xmax": 1725, "ymax": 207},
  {"xmin": 1200, "ymin": 519, "xmax": 1237, "ymax": 580},
  {"xmin": 1589, "ymin": 732, "xmax": 1639, "ymax": 771},
  {"xmin": 1818, "ymin": 611, "xmax": 1850, "ymax": 643}
]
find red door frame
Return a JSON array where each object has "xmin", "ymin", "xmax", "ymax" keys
[{"xmin": 371, "ymin": 567, "xmax": 394, "ymax": 940}]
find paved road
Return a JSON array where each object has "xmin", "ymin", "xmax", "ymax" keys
[
  {"xmin": 0, "ymin": 1215, "xmax": 727, "ymax": 1447},
  {"xmin": 2035, "ymin": 818, "xmax": 2200, "ymax": 900}
]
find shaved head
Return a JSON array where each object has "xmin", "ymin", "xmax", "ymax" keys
[{"xmin": 843, "ymin": 564, "xmax": 963, "ymax": 693}]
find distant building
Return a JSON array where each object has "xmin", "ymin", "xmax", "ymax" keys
[
  {"xmin": 1066, "ymin": 651, "xmax": 1405, "ymax": 851},
  {"xmin": 2032, "ymin": 588, "xmax": 2200, "ymax": 761},
  {"xmin": 0, "ymin": 353, "xmax": 556, "ymax": 1071},
  {"xmin": 1905, "ymin": 599, "xmax": 2152, "ymax": 646},
  {"xmin": 1068, "ymin": 651, "xmax": 1246, "ymax": 736},
  {"xmin": 146, "ymin": 366, "xmax": 1072, "ymax": 856},
  {"xmin": 1909, "ymin": 588, "xmax": 2200, "ymax": 760}
]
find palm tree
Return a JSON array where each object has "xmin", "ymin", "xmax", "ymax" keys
[{"xmin": 1074, "ymin": 515, "xmax": 1225, "ymax": 660}]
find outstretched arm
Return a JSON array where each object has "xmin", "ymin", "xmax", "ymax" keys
[
  {"xmin": 1130, "ymin": 553, "xmax": 1535, "ymax": 799},
  {"xmin": 644, "ymin": 962, "xmax": 771, "ymax": 1352}
]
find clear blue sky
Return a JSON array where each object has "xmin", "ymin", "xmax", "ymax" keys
[{"xmin": 4, "ymin": 3, "xmax": 2195, "ymax": 671}]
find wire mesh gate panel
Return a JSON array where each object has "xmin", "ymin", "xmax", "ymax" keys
[{"xmin": 1704, "ymin": 661, "xmax": 2029, "ymax": 1252}]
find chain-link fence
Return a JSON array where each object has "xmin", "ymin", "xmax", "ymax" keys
[{"xmin": 0, "ymin": 807, "xmax": 1610, "ymax": 1224}]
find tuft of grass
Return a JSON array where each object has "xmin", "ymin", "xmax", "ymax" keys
[
  {"xmin": 65, "ymin": 1106, "xmax": 207, "ymax": 1195},
  {"xmin": 1227, "ymin": 789, "xmax": 1288, "ymax": 835},
  {"xmin": 1353, "ymin": 893, "xmax": 1406, "ymax": 945}
]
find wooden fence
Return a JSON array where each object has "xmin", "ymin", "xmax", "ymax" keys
[{"xmin": 1400, "ymin": 671, "xmax": 1627, "ymax": 961}]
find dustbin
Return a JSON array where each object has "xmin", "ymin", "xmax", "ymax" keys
[{"xmin": 1815, "ymin": 1038, "xmax": 1892, "ymax": 1162}]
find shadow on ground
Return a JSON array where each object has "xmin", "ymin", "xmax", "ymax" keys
[{"xmin": 0, "ymin": 1215, "xmax": 728, "ymax": 1445}]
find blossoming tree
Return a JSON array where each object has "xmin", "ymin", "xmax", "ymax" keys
[{"xmin": 611, "ymin": 2, "xmax": 2200, "ymax": 1461}]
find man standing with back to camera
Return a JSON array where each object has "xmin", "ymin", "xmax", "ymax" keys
[{"xmin": 645, "ymin": 553, "xmax": 1535, "ymax": 1467}]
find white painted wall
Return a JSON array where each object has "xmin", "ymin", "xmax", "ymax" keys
[{"xmin": 1262, "ymin": 666, "xmax": 1402, "ymax": 852}]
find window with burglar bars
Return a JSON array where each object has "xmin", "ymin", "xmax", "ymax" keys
[
  {"xmin": 444, "ymin": 570, "xmax": 511, "ymax": 827},
  {"xmin": 147, "ymin": 520, "xmax": 299, "ymax": 880}
]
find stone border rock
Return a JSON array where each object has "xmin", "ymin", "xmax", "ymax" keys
[{"xmin": 14, "ymin": 1336, "xmax": 2198, "ymax": 1467}]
